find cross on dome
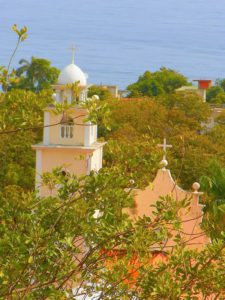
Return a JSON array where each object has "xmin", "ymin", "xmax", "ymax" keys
[
  {"xmin": 57, "ymin": 47, "xmax": 87, "ymax": 86},
  {"xmin": 157, "ymin": 138, "xmax": 172, "ymax": 160},
  {"xmin": 70, "ymin": 46, "xmax": 75, "ymax": 64}
]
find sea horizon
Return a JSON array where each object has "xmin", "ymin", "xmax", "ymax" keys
[{"xmin": 1, "ymin": 0, "xmax": 225, "ymax": 89}]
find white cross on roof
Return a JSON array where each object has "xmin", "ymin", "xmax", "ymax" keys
[{"xmin": 157, "ymin": 138, "xmax": 172, "ymax": 160}]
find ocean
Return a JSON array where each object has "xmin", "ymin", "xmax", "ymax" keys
[{"xmin": 1, "ymin": 0, "xmax": 225, "ymax": 89}]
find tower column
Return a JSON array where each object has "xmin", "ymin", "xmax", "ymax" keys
[{"xmin": 43, "ymin": 111, "xmax": 50, "ymax": 145}]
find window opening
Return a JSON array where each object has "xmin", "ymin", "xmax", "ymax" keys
[{"xmin": 60, "ymin": 114, "xmax": 74, "ymax": 139}]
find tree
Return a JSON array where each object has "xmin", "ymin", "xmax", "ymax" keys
[
  {"xmin": 0, "ymin": 89, "xmax": 52, "ymax": 131},
  {"xmin": 0, "ymin": 169, "xmax": 224, "ymax": 299},
  {"xmin": 0, "ymin": 26, "xmax": 58, "ymax": 93},
  {"xmin": 0, "ymin": 89, "xmax": 224, "ymax": 298},
  {"xmin": 101, "ymin": 96, "xmax": 216, "ymax": 189},
  {"xmin": 10, "ymin": 56, "xmax": 60, "ymax": 92},
  {"xmin": 200, "ymin": 160, "xmax": 225, "ymax": 239},
  {"xmin": 206, "ymin": 86, "xmax": 225, "ymax": 104},
  {"xmin": 215, "ymin": 110, "xmax": 225, "ymax": 125},
  {"xmin": 0, "ymin": 132, "xmax": 36, "ymax": 190},
  {"xmin": 215, "ymin": 78, "xmax": 225, "ymax": 92},
  {"xmin": 0, "ymin": 25, "xmax": 27, "ymax": 91},
  {"xmin": 127, "ymin": 68, "xmax": 189, "ymax": 97},
  {"xmin": 156, "ymin": 91, "xmax": 210, "ymax": 123},
  {"xmin": 0, "ymin": 89, "xmax": 53, "ymax": 190}
]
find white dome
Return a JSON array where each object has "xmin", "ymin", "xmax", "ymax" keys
[{"xmin": 58, "ymin": 63, "xmax": 87, "ymax": 86}]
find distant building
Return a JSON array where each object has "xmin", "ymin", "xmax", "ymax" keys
[
  {"xmin": 176, "ymin": 79, "xmax": 225, "ymax": 129},
  {"xmin": 176, "ymin": 79, "xmax": 212, "ymax": 101},
  {"xmin": 102, "ymin": 85, "xmax": 119, "ymax": 98},
  {"xmin": 91, "ymin": 84, "xmax": 128, "ymax": 99},
  {"xmin": 193, "ymin": 79, "xmax": 212, "ymax": 101}
]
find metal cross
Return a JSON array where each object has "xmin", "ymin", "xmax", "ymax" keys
[
  {"xmin": 69, "ymin": 45, "xmax": 76, "ymax": 64},
  {"xmin": 157, "ymin": 138, "xmax": 172, "ymax": 160}
]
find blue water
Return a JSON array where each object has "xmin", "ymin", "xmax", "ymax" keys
[{"xmin": 1, "ymin": 0, "xmax": 225, "ymax": 88}]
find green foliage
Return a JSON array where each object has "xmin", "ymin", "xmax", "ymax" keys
[
  {"xmin": 88, "ymin": 85, "xmax": 112, "ymax": 100},
  {"xmin": 0, "ymin": 26, "xmax": 58, "ymax": 94},
  {"xmin": 206, "ymin": 78, "xmax": 225, "ymax": 103},
  {"xmin": 84, "ymin": 97, "xmax": 112, "ymax": 133},
  {"xmin": 206, "ymin": 124, "xmax": 225, "ymax": 150},
  {"xmin": 0, "ymin": 89, "xmax": 53, "ymax": 190},
  {"xmin": 0, "ymin": 67, "xmax": 19, "ymax": 92},
  {"xmin": 215, "ymin": 110, "xmax": 225, "ymax": 125},
  {"xmin": 156, "ymin": 91, "xmax": 210, "ymax": 123},
  {"xmin": 215, "ymin": 78, "xmax": 225, "ymax": 92},
  {"xmin": 101, "ymin": 96, "xmax": 217, "ymax": 189},
  {"xmin": 104, "ymin": 138, "xmax": 160, "ymax": 188},
  {"xmin": 0, "ymin": 132, "xmax": 36, "ymax": 190},
  {"xmin": 206, "ymin": 86, "xmax": 225, "ymax": 104},
  {"xmin": 11, "ymin": 24, "xmax": 28, "ymax": 41},
  {"xmin": 10, "ymin": 57, "xmax": 60, "ymax": 92},
  {"xmin": 137, "ymin": 239, "xmax": 225, "ymax": 300},
  {"xmin": 200, "ymin": 160, "xmax": 225, "ymax": 239},
  {"xmin": 0, "ymin": 173, "xmax": 224, "ymax": 298},
  {"xmin": 0, "ymin": 89, "xmax": 52, "ymax": 131},
  {"xmin": 127, "ymin": 68, "xmax": 189, "ymax": 97},
  {"xmin": 0, "ymin": 25, "xmax": 27, "ymax": 91},
  {"xmin": 0, "ymin": 169, "xmax": 132, "ymax": 298},
  {"xmin": 64, "ymin": 81, "xmax": 82, "ymax": 102}
]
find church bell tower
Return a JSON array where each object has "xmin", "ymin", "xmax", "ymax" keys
[{"xmin": 32, "ymin": 60, "xmax": 105, "ymax": 196}]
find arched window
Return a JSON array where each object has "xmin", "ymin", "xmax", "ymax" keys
[{"xmin": 60, "ymin": 114, "xmax": 74, "ymax": 139}]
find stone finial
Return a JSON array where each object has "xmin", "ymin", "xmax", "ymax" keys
[
  {"xmin": 160, "ymin": 159, "xmax": 168, "ymax": 170},
  {"xmin": 192, "ymin": 182, "xmax": 201, "ymax": 194}
]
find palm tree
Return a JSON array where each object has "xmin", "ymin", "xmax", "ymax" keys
[
  {"xmin": 16, "ymin": 58, "xmax": 31, "ymax": 76},
  {"xmin": 13, "ymin": 57, "xmax": 60, "ymax": 92}
]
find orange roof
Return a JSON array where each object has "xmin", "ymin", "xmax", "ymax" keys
[{"xmin": 193, "ymin": 79, "xmax": 212, "ymax": 89}]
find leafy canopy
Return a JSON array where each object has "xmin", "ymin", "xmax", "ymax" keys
[
  {"xmin": 0, "ymin": 25, "xmax": 27, "ymax": 91},
  {"xmin": 127, "ymin": 68, "xmax": 189, "ymax": 97},
  {"xmin": 0, "ymin": 170, "xmax": 224, "ymax": 299},
  {"xmin": 206, "ymin": 79, "xmax": 225, "ymax": 104},
  {"xmin": 0, "ymin": 89, "xmax": 53, "ymax": 190},
  {"xmin": 200, "ymin": 160, "xmax": 225, "ymax": 239},
  {"xmin": 10, "ymin": 57, "xmax": 60, "ymax": 92},
  {"xmin": 101, "ymin": 93, "xmax": 217, "ymax": 189}
]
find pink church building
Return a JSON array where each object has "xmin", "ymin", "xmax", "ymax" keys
[{"xmin": 33, "ymin": 61, "xmax": 209, "ymax": 252}]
